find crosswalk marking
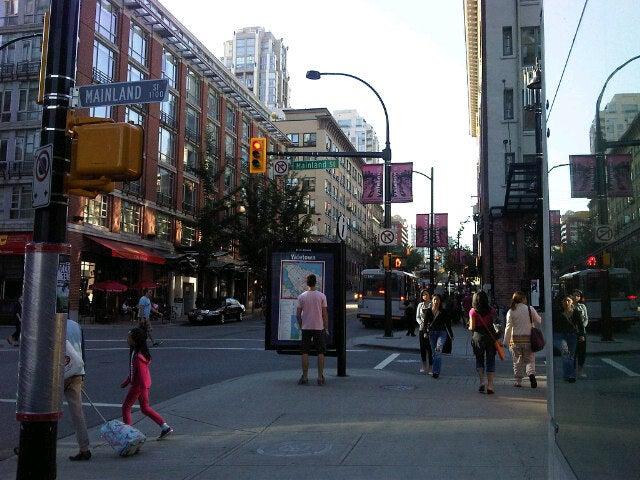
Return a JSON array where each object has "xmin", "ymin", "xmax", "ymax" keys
[
  {"xmin": 0, "ymin": 398, "xmax": 137, "ymax": 409},
  {"xmin": 601, "ymin": 358, "xmax": 640, "ymax": 377},
  {"xmin": 374, "ymin": 353, "xmax": 400, "ymax": 370}
]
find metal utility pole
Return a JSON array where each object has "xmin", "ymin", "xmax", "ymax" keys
[
  {"xmin": 16, "ymin": 1, "xmax": 79, "ymax": 478},
  {"xmin": 412, "ymin": 168, "xmax": 435, "ymax": 289}
]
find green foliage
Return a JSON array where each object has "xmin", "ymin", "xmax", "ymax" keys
[{"xmin": 552, "ymin": 221, "xmax": 598, "ymax": 274}]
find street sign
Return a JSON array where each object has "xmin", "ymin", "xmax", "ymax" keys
[
  {"xmin": 378, "ymin": 229, "xmax": 397, "ymax": 246},
  {"xmin": 291, "ymin": 159, "xmax": 339, "ymax": 170},
  {"xmin": 337, "ymin": 215, "xmax": 348, "ymax": 242},
  {"xmin": 595, "ymin": 224, "xmax": 613, "ymax": 243},
  {"xmin": 273, "ymin": 159, "xmax": 289, "ymax": 176},
  {"xmin": 32, "ymin": 144, "xmax": 53, "ymax": 208},
  {"xmin": 74, "ymin": 78, "xmax": 169, "ymax": 108}
]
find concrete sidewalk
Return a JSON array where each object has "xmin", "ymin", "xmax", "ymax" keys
[{"xmin": 0, "ymin": 366, "xmax": 547, "ymax": 479}]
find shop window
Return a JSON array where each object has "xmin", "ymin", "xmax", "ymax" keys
[
  {"xmin": 121, "ymin": 201, "xmax": 141, "ymax": 234},
  {"xmin": 83, "ymin": 195, "xmax": 109, "ymax": 227}
]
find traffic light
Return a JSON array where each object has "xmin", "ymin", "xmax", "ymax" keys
[
  {"xmin": 249, "ymin": 137, "xmax": 267, "ymax": 174},
  {"xmin": 586, "ymin": 255, "xmax": 597, "ymax": 267},
  {"xmin": 393, "ymin": 256, "xmax": 403, "ymax": 269},
  {"xmin": 64, "ymin": 114, "xmax": 144, "ymax": 198},
  {"xmin": 383, "ymin": 253, "xmax": 390, "ymax": 269}
]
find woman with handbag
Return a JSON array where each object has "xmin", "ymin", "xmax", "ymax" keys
[
  {"xmin": 424, "ymin": 293, "xmax": 454, "ymax": 379},
  {"xmin": 504, "ymin": 291, "xmax": 542, "ymax": 388},
  {"xmin": 468, "ymin": 291, "xmax": 497, "ymax": 394},
  {"xmin": 415, "ymin": 289, "xmax": 433, "ymax": 374},
  {"xmin": 553, "ymin": 295, "xmax": 583, "ymax": 383}
]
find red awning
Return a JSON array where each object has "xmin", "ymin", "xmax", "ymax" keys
[
  {"xmin": 0, "ymin": 232, "xmax": 32, "ymax": 255},
  {"xmin": 88, "ymin": 236, "xmax": 166, "ymax": 265}
]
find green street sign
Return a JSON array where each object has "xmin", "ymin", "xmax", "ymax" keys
[{"xmin": 291, "ymin": 159, "xmax": 339, "ymax": 170}]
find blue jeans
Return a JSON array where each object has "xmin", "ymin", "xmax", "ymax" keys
[
  {"xmin": 472, "ymin": 332, "xmax": 496, "ymax": 373},
  {"xmin": 429, "ymin": 330, "xmax": 448, "ymax": 375},
  {"xmin": 554, "ymin": 332, "xmax": 577, "ymax": 380}
]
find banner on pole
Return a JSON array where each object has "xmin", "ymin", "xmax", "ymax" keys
[
  {"xmin": 569, "ymin": 155, "xmax": 597, "ymax": 198},
  {"xmin": 416, "ymin": 214, "xmax": 430, "ymax": 248},
  {"xmin": 606, "ymin": 154, "xmax": 633, "ymax": 197},
  {"xmin": 434, "ymin": 213, "xmax": 448, "ymax": 248},
  {"xmin": 361, "ymin": 163, "xmax": 383, "ymax": 204},
  {"xmin": 390, "ymin": 162, "xmax": 413, "ymax": 203},
  {"xmin": 550, "ymin": 210, "xmax": 561, "ymax": 246}
]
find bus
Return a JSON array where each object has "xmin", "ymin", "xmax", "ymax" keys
[
  {"xmin": 356, "ymin": 269, "xmax": 418, "ymax": 328},
  {"xmin": 558, "ymin": 268, "xmax": 639, "ymax": 326}
]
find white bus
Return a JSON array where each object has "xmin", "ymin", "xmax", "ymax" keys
[
  {"xmin": 356, "ymin": 269, "xmax": 418, "ymax": 328},
  {"xmin": 559, "ymin": 268, "xmax": 639, "ymax": 325}
]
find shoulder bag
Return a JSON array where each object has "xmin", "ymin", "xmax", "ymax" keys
[
  {"xmin": 528, "ymin": 306, "xmax": 545, "ymax": 352},
  {"xmin": 480, "ymin": 312, "xmax": 505, "ymax": 361}
]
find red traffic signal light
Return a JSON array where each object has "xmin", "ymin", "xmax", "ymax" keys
[{"xmin": 586, "ymin": 255, "xmax": 597, "ymax": 267}]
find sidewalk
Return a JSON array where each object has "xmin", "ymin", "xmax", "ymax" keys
[{"xmin": 0, "ymin": 368, "xmax": 547, "ymax": 479}]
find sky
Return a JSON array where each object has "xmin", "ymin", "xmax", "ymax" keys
[{"xmin": 158, "ymin": 0, "xmax": 640, "ymax": 248}]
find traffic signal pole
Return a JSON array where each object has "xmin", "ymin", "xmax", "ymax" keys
[{"xmin": 16, "ymin": 1, "xmax": 79, "ymax": 478}]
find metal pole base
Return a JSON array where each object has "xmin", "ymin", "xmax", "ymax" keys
[{"xmin": 17, "ymin": 422, "xmax": 58, "ymax": 479}]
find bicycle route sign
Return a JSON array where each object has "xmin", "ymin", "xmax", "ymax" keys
[
  {"xmin": 594, "ymin": 224, "xmax": 613, "ymax": 244},
  {"xmin": 32, "ymin": 144, "xmax": 53, "ymax": 208},
  {"xmin": 378, "ymin": 229, "xmax": 397, "ymax": 246},
  {"xmin": 74, "ymin": 78, "xmax": 169, "ymax": 108}
]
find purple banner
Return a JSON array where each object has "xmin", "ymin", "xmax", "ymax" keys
[
  {"xmin": 550, "ymin": 210, "xmax": 561, "ymax": 246},
  {"xmin": 361, "ymin": 163, "xmax": 383, "ymax": 204},
  {"xmin": 569, "ymin": 155, "xmax": 597, "ymax": 198},
  {"xmin": 416, "ymin": 214, "xmax": 429, "ymax": 247},
  {"xmin": 434, "ymin": 213, "xmax": 448, "ymax": 248},
  {"xmin": 607, "ymin": 154, "xmax": 633, "ymax": 197},
  {"xmin": 390, "ymin": 162, "xmax": 413, "ymax": 203}
]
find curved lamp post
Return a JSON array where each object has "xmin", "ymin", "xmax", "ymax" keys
[{"xmin": 306, "ymin": 70, "xmax": 394, "ymax": 336}]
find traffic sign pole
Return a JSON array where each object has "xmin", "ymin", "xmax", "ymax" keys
[{"xmin": 17, "ymin": 0, "xmax": 79, "ymax": 477}]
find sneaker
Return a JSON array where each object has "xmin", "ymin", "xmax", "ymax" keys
[
  {"xmin": 529, "ymin": 374, "xmax": 538, "ymax": 389},
  {"xmin": 419, "ymin": 367, "xmax": 426, "ymax": 374},
  {"xmin": 69, "ymin": 450, "xmax": 91, "ymax": 461},
  {"xmin": 158, "ymin": 426, "xmax": 173, "ymax": 440}
]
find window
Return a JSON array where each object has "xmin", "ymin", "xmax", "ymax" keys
[
  {"xmin": 95, "ymin": 0, "xmax": 117, "ymax": 43},
  {"xmin": 302, "ymin": 177, "xmax": 316, "ymax": 191},
  {"xmin": 10, "ymin": 185, "xmax": 33, "ymax": 219},
  {"xmin": 207, "ymin": 90, "xmax": 219, "ymax": 119},
  {"xmin": 162, "ymin": 49, "xmax": 177, "ymax": 88},
  {"xmin": 523, "ymin": 100, "xmax": 535, "ymax": 131},
  {"xmin": 225, "ymin": 135, "xmax": 235, "ymax": 160},
  {"xmin": 506, "ymin": 232, "xmax": 517, "ymax": 263},
  {"xmin": 19, "ymin": 35, "xmax": 41, "ymax": 62},
  {"xmin": 504, "ymin": 152, "xmax": 516, "ymax": 183},
  {"xmin": 158, "ymin": 127, "xmax": 175, "ymax": 165},
  {"xmin": 240, "ymin": 147, "xmax": 248, "ymax": 174},
  {"xmin": 226, "ymin": 105, "xmax": 236, "ymax": 131},
  {"xmin": 181, "ymin": 223, "xmax": 196, "ymax": 247},
  {"xmin": 14, "ymin": 129, "xmax": 38, "ymax": 165},
  {"xmin": 502, "ymin": 27, "xmax": 513, "ymax": 56},
  {"xmin": 183, "ymin": 143, "xmax": 198, "ymax": 174},
  {"xmin": 186, "ymin": 69, "xmax": 200, "ymax": 104},
  {"xmin": 93, "ymin": 39, "xmax": 115, "ymax": 82},
  {"xmin": 155, "ymin": 212, "xmax": 171, "ymax": 241},
  {"xmin": 182, "ymin": 180, "xmax": 196, "ymax": 214},
  {"xmin": 128, "ymin": 23, "xmax": 147, "ymax": 65},
  {"xmin": 303, "ymin": 133, "xmax": 316, "ymax": 147},
  {"xmin": 503, "ymin": 88, "xmax": 514, "ymax": 120},
  {"xmin": 121, "ymin": 201, "xmax": 140, "ymax": 234},
  {"xmin": 160, "ymin": 92, "xmax": 177, "ymax": 127},
  {"xmin": 207, "ymin": 123, "xmax": 219, "ymax": 155},
  {"xmin": 84, "ymin": 195, "xmax": 109, "ymax": 227},
  {"xmin": 0, "ymin": 89, "xmax": 11, "ymax": 122},
  {"xmin": 242, "ymin": 118, "xmax": 250, "ymax": 143},
  {"xmin": 89, "ymin": 105, "xmax": 111, "ymax": 118},
  {"xmin": 521, "ymin": 26, "xmax": 541, "ymax": 67},
  {"xmin": 125, "ymin": 105, "xmax": 144, "ymax": 125},
  {"xmin": 156, "ymin": 168, "xmax": 174, "ymax": 207},
  {"xmin": 127, "ymin": 63, "xmax": 145, "ymax": 82},
  {"xmin": 304, "ymin": 195, "xmax": 316, "ymax": 214},
  {"xmin": 223, "ymin": 164, "xmax": 235, "ymax": 192},
  {"xmin": 287, "ymin": 133, "xmax": 299, "ymax": 146},
  {"xmin": 185, "ymin": 106, "xmax": 200, "ymax": 139}
]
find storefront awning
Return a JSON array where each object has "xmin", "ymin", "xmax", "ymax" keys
[
  {"xmin": 88, "ymin": 236, "xmax": 166, "ymax": 265},
  {"xmin": 0, "ymin": 232, "xmax": 32, "ymax": 255}
]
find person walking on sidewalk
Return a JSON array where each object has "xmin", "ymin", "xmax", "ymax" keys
[
  {"xmin": 553, "ymin": 296, "xmax": 583, "ymax": 383},
  {"xmin": 65, "ymin": 318, "xmax": 92, "ymax": 461},
  {"xmin": 296, "ymin": 274, "xmax": 329, "ymax": 386},
  {"xmin": 424, "ymin": 293, "xmax": 454, "ymax": 379},
  {"xmin": 5, "ymin": 296, "xmax": 21, "ymax": 346},
  {"xmin": 504, "ymin": 291, "xmax": 542, "ymax": 388},
  {"xmin": 468, "ymin": 291, "xmax": 497, "ymax": 394},
  {"xmin": 138, "ymin": 289, "xmax": 161, "ymax": 346},
  {"xmin": 572, "ymin": 289, "xmax": 589, "ymax": 378},
  {"xmin": 404, "ymin": 297, "xmax": 417, "ymax": 336},
  {"xmin": 416, "ymin": 289, "xmax": 433, "ymax": 374},
  {"xmin": 121, "ymin": 327, "xmax": 173, "ymax": 439}
]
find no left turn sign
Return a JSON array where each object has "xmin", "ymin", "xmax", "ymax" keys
[
  {"xmin": 274, "ymin": 160, "xmax": 289, "ymax": 176},
  {"xmin": 379, "ymin": 229, "xmax": 397, "ymax": 246}
]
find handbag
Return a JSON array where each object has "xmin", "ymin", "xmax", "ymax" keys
[
  {"xmin": 528, "ymin": 306, "xmax": 545, "ymax": 352},
  {"xmin": 64, "ymin": 340, "xmax": 85, "ymax": 379},
  {"xmin": 479, "ymin": 311, "xmax": 505, "ymax": 361}
]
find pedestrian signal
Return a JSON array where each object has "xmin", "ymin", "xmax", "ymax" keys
[
  {"xmin": 249, "ymin": 137, "xmax": 267, "ymax": 174},
  {"xmin": 586, "ymin": 255, "xmax": 597, "ymax": 267},
  {"xmin": 394, "ymin": 256, "xmax": 403, "ymax": 269}
]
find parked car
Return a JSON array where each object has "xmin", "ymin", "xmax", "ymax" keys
[{"xmin": 188, "ymin": 298, "xmax": 245, "ymax": 324}]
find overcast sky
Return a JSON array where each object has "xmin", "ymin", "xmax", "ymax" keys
[{"xmin": 158, "ymin": 0, "xmax": 640, "ymax": 248}]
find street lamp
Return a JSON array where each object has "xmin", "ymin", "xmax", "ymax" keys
[{"xmin": 306, "ymin": 70, "xmax": 395, "ymax": 337}]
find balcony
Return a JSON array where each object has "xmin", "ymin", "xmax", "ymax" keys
[
  {"xmin": 184, "ymin": 127, "xmax": 201, "ymax": 145},
  {"xmin": 156, "ymin": 192, "xmax": 173, "ymax": 208},
  {"xmin": 0, "ymin": 15, "xmax": 19, "ymax": 27},
  {"xmin": 16, "ymin": 60, "xmax": 40, "ymax": 78},
  {"xmin": 122, "ymin": 179, "xmax": 142, "ymax": 197},
  {"xmin": 92, "ymin": 68, "xmax": 113, "ymax": 85},
  {"xmin": 23, "ymin": 12, "xmax": 45, "ymax": 25},
  {"xmin": 0, "ymin": 160, "xmax": 34, "ymax": 178},
  {"xmin": 160, "ymin": 111, "xmax": 177, "ymax": 129}
]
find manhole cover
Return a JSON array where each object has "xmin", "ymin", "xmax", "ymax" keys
[
  {"xmin": 257, "ymin": 441, "xmax": 333, "ymax": 457},
  {"xmin": 381, "ymin": 384, "xmax": 416, "ymax": 391}
]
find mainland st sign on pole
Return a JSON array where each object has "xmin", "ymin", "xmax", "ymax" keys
[{"xmin": 73, "ymin": 78, "xmax": 169, "ymax": 108}]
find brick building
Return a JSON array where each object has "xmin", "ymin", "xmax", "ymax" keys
[{"xmin": 0, "ymin": 0, "xmax": 288, "ymax": 320}]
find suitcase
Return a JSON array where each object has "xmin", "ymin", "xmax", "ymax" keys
[{"xmin": 82, "ymin": 389, "xmax": 147, "ymax": 457}]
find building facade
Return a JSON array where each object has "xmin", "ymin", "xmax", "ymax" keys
[
  {"xmin": 589, "ymin": 93, "xmax": 640, "ymax": 151},
  {"xmin": 222, "ymin": 27, "xmax": 289, "ymax": 114},
  {"xmin": 464, "ymin": 0, "xmax": 546, "ymax": 306},
  {"xmin": 0, "ymin": 0, "xmax": 288, "ymax": 320},
  {"xmin": 560, "ymin": 210, "xmax": 590, "ymax": 245},
  {"xmin": 276, "ymin": 108, "xmax": 369, "ymax": 289},
  {"xmin": 392, "ymin": 214, "xmax": 409, "ymax": 247},
  {"xmin": 333, "ymin": 109, "xmax": 379, "ymax": 153}
]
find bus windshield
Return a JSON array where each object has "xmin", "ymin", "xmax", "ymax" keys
[
  {"xmin": 581, "ymin": 272, "xmax": 631, "ymax": 300},
  {"xmin": 361, "ymin": 274, "xmax": 400, "ymax": 297}
]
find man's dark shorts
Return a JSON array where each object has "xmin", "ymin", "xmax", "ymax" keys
[{"xmin": 301, "ymin": 329, "xmax": 326, "ymax": 354}]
